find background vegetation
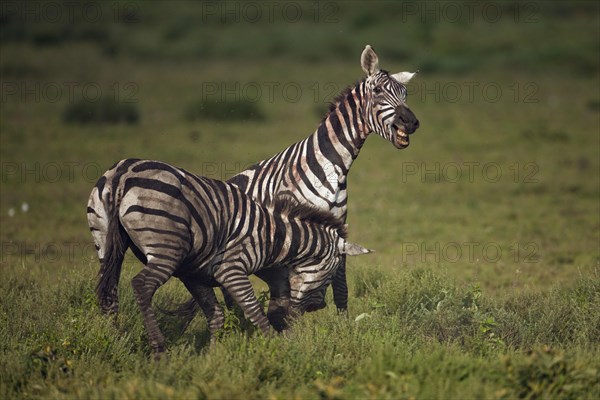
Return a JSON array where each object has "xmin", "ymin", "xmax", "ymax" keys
[{"xmin": 1, "ymin": 1, "xmax": 598, "ymax": 398}]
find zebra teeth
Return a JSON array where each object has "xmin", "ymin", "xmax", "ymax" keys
[{"xmin": 392, "ymin": 125, "xmax": 410, "ymax": 148}]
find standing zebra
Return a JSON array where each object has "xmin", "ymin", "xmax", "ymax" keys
[
  {"xmin": 87, "ymin": 159, "xmax": 369, "ymax": 357},
  {"xmin": 191, "ymin": 45, "xmax": 417, "ymax": 329}
]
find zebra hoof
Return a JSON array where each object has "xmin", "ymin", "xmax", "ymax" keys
[
  {"xmin": 336, "ymin": 307, "xmax": 349, "ymax": 318},
  {"xmin": 152, "ymin": 350, "xmax": 168, "ymax": 362}
]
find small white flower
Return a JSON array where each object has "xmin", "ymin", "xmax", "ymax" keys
[
  {"xmin": 21, "ymin": 202, "xmax": 29, "ymax": 213},
  {"xmin": 8, "ymin": 208, "xmax": 15, "ymax": 217}
]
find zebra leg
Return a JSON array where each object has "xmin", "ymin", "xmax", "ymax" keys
[
  {"xmin": 220, "ymin": 287, "xmax": 238, "ymax": 310},
  {"xmin": 131, "ymin": 264, "xmax": 173, "ymax": 359},
  {"xmin": 182, "ymin": 279, "xmax": 225, "ymax": 344},
  {"xmin": 256, "ymin": 268, "xmax": 290, "ymax": 332},
  {"xmin": 214, "ymin": 266, "xmax": 271, "ymax": 335},
  {"xmin": 331, "ymin": 254, "xmax": 349, "ymax": 314}
]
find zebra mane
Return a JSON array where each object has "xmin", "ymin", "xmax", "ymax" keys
[
  {"xmin": 271, "ymin": 198, "xmax": 348, "ymax": 239},
  {"xmin": 322, "ymin": 71, "xmax": 399, "ymax": 123},
  {"xmin": 320, "ymin": 80, "xmax": 363, "ymax": 124}
]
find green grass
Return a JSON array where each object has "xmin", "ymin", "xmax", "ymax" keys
[
  {"xmin": 1, "ymin": 265, "xmax": 598, "ymax": 399},
  {"xmin": 1, "ymin": 1, "xmax": 599, "ymax": 398}
]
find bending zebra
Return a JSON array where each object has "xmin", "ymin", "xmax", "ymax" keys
[
  {"xmin": 87, "ymin": 159, "xmax": 369, "ymax": 357},
  {"xmin": 175, "ymin": 45, "xmax": 420, "ymax": 328}
]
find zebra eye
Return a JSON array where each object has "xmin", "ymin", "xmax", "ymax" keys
[{"xmin": 373, "ymin": 86, "xmax": 383, "ymax": 95}]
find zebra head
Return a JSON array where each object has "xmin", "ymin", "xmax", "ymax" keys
[
  {"xmin": 288, "ymin": 257, "xmax": 338, "ymax": 315},
  {"xmin": 289, "ymin": 237, "xmax": 371, "ymax": 315},
  {"xmin": 361, "ymin": 45, "xmax": 419, "ymax": 149}
]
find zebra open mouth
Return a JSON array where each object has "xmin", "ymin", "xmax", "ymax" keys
[{"xmin": 390, "ymin": 124, "xmax": 409, "ymax": 149}]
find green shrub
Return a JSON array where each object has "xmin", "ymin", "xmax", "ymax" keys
[
  {"xmin": 62, "ymin": 97, "xmax": 139, "ymax": 125},
  {"xmin": 499, "ymin": 346, "xmax": 600, "ymax": 399},
  {"xmin": 351, "ymin": 266, "xmax": 386, "ymax": 298},
  {"xmin": 184, "ymin": 99, "xmax": 264, "ymax": 122}
]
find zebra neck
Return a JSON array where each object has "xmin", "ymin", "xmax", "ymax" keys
[
  {"xmin": 268, "ymin": 214, "xmax": 290, "ymax": 264},
  {"xmin": 312, "ymin": 83, "xmax": 369, "ymax": 175}
]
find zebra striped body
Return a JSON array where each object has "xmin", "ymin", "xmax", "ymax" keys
[
  {"xmin": 224, "ymin": 45, "xmax": 420, "ymax": 321},
  {"xmin": 87, "ymin": 158, "xmax": 367, "ymax": 357}
]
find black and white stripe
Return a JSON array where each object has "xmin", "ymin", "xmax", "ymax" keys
[
  {"xmin": 87, "ymin": 158, "xmax": 368, "ymax": 357},
  {"xmin": 224, "ymin": 45, "xmax": 419, "ymax": 320}
]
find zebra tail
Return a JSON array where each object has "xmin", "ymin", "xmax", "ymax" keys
[
  {"xmin": 156, "ymin": 297, "xmax": 199, "ymax": 318},
  {"xmin": 156, "ymin": 297, "xmax": 200, "ymax": 335},
  {"xmin": 95, "ymin": 199, "xmax": 127, "ymax": 308}
]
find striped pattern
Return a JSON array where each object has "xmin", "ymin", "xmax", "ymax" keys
[
  {"xmin": 87, "ymin": 158, "xmax": 356, "ymax": 357},
  {"xmin": 226, "ymin": 45, "xmax": 419, "ymax": 319}
]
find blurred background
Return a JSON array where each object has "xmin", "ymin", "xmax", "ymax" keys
[{"xmin": 1, "ymin": 0, "xmax": 599, "ymax": 292}]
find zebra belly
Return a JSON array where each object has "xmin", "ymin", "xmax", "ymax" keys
[
  {"xmin": 174, "ymin": 266, "xmax": 219, "ymax": 287},
  {"xmin": 173, "ymin": 251, "xmax": 224, "ymax": 287}
]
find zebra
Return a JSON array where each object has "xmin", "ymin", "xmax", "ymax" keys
[
  {"xmin": 87, "ymin": 158, "xmax": 370, "ymax": 358},
  {"xmin": 171, "ymin": 44, "xmax": 420, "ymax": 329}
]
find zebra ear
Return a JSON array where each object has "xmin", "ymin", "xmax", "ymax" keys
[
  {"xmin": 361, "ymin": 45, "xmax": 379, "ymax": 76},
  {"xmin": 391, "ymin": 71, "xmax": 418, "ymax": 84},
  {"xmin": 342, "ymin": 241, "xmax": 373, "ymax": 256}
]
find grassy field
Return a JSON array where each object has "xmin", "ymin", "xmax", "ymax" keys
[{"xmin": 1, "ymin": 1, "xmax": 599, "ymax": 398}]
